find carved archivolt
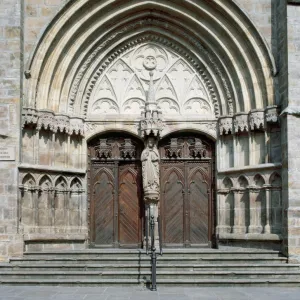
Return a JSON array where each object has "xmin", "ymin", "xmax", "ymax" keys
[{"xmin": 26, "ymin": 0, "xmax": 276, "ymax": 120}]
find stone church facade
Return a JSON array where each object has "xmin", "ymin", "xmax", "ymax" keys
[{"xmin": 1, "ymin": 0, "xmax": 300, "ymax": 262}]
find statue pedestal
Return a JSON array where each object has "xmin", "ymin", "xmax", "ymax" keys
[{"xmin": 144, "ymin": 198, "xmax": 160, "ymax": 250}]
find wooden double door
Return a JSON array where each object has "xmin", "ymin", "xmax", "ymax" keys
[
  {"xmin": 88, "ymin": 134, "xmax": 214, "ymax": 248},
  {"xmin": 90, "ymin": 161, "xmax": 143, "ymax": 248},
  {"xmin": 160, "ymin": 161, "xmax": 212, "ymax": 247}
]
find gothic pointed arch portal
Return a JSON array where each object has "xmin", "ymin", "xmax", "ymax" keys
[
  {"xmin": 20, "ymin": 0, "xmax": 283, "ymax": 252},
  {"xmin": 88, "ymin": 131, "xmax": 214, "ymax": 248}
]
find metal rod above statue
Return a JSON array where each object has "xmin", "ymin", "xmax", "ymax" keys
[{"xmin": 140, "ymin": 54, "xmax": 164, "ymax": 291}]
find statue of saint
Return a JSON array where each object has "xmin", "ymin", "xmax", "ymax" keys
[{"xmin": 141, "ymin": 137, "xmax": 160, "ymax": 199}]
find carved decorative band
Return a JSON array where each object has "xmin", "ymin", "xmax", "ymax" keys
[
  {"xmin": 22, "ymin": 108, "xmax": 85, "ymax": 136},
  {"xmin": 218, "ymin": 106, "xmax": 279, "ymax": 135}
]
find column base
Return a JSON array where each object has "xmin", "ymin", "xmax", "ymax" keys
[
  {"xmin": 232, "ymin": 226, "xmax": 246, "ymax": 234},
  {"xmin": 248, "ymin": 226, "xmax": 263, "ymax": 234}
]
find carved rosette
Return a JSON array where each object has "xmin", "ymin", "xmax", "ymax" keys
[
  {"xmin": 265, "ymin": 105, "xmax": 279, "ymax": 123},
  {"xmin": 218, "ymin": 116, "xmax": 233, "ymax": 135},
  {"xmin": 249, "ymin": 110, "xmax": 264, "ymax": 131},
  {"xmin": 233, "ymin": 113, "xmax": 248, "ymax": 133}
]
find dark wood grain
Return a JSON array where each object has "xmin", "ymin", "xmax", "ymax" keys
[
  {"xmin": 161, "ymin": 166, "xmax": 184, "ymax": 245},
  {"xmin": 119, "ymin": 164, "xmax": 142, "ymax": 247},
  {"xmin": 189, "ymin": 167, "xmax": 209, "ymax": 244},
  {"xmin": 92, "ymin": 168, "xmax": 114, "ymax": 246}
]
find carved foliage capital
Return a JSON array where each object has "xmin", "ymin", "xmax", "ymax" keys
[
  {"xmin": 233, "ymin": 113, "xmax": 248, "ymax": 133},
  {"xmin": 249, "ymin": 110, "xmax": 265, "ymax": 131},
  {"xmin": 265, "ymin": 106, "xmax": 279, "ymax": 123},
  {"xmin": 22, "ymin": 108, "xmax": 85, "ymax": 137},
  {"xmin": 218, "ymin": 116, "xmax": 233, "ymax": 135},
  {"xmin": 22, "ymin": 107, "xmax": 39, "ymax": 128}
]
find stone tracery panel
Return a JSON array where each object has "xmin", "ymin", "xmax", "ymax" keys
[
  {"xmin": 87, "ymin": 43, "xmax": 214, "ymax": 117},
  {"xmin": 19, "ymin": 171, "xmax": 86, "ymax": 234}
]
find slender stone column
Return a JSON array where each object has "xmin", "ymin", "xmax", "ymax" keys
[
  {"xmin": 232, "ymin": 135, "xmax": 237, "ymax": 167},
  {"xmin": 263, "ymin": 184, "xmax": 272, "ymax": 234},
  {"xmin": 34, "ymin": 129, "xmax": 40, "ymax": 164},
  {"xmin": 248, "ymin": 131, "xmax": 253, "ymax": 166},
  {"xmin": 66, "ymin": 134, "xmax": 70, "ymax": 168},
  {"xmin": 51, "ymin": 132, "xmax": 56, "ymax": 166},
  {"xmin": 264, "ymin": 127, "xmax": 270, "ymax": 163},
  {"xmin": 248, "ymin": 187, "xmax": 263, "ymax": 234},
  {"xmin": 216, "ymin": 189, "xmax": 231, "ymax": 234},
  {"xmin": 232, "ymin": 189, "xmax": 246, "ymax": 234}
]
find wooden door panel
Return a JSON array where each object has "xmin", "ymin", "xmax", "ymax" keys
[
  {"xmin": 162, "ymin": 168, "xmax": 184, "ymax": 245},
  {"xmin": 189, "ymin": 169, "xmax": 209, "ymax": 244},
  {"xmin": 92, "ymin": 168, "xmax": 114, "ymax": 245},
  {"xmin": 119, "ymin": 166, "xmax": 141, "ymax": 246}
]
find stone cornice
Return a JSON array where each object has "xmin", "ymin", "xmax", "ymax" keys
[
  {"xmin": 19, "ymin": 164, "xmax": 86, "ymax": 175},
  {"xmin": 280, "ymin": 106, "xmax": 300, "ymax": 117}
]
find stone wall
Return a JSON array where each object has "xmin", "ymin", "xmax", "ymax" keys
[
  {"xmin": 0, "ymin": 0, "xmax": 296, "ymax": 259},
  {"xmin": 24, "ymin": 0, "xmax": 68, "ymax": 62},
  {"xmin": 235, "ymin": 0, "xmax": 272, "ymax": 48},
  {"xmin": 283, "ymin": 2, "xmax": 300, "ymax": 262},
  {"xmin": 0, "ymin": 0, "xmax": 22, "ymax": 259}
]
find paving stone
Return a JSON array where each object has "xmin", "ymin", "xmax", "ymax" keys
[{"xmin": 50, "ymin": 294, "xmax": 86, "ymax": 300}]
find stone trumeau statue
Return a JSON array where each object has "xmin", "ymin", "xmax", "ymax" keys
[{"xmin": 141, "ymin": 137, "xmax": 160, "ymax": 202}]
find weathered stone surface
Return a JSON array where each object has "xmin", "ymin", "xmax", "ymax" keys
[{"xmin": 0, "ymin": 0, "xmax": 299, "ymax": 264}]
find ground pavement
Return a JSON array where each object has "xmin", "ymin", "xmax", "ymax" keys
[{"xmin": 0, "ymin": 286, "xmax": 299, "ymax": 300}]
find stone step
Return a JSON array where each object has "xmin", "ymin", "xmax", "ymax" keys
[
  {"xmin": 0, "ymin": 278, "xmax": 300, "ymax": 287},
  {"xmin": 0, "ymin": 270, "xmax": 300, "ymax": 280},
  {"xmin": 23, "ymin": 249, "xmax": 283, "ymax": 259},
  {"xmin": 9, "ymin": 256, "xmax": 288, "ymax": 265},
  {"xmin": 1, "ymin": 263, "xmax": 298, "ymax": 272}
]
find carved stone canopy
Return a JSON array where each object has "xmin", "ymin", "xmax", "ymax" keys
[
  {"xmin": 163, "ymin": 137, "xmax": 210, "ymax": 159},
  {"xmin": 140, "ymin": 108, "xmax": 164, "ymax": 137},
  {"xmin": 120, "ymin": 139, "xmax": 136, "ymax": 159},
  {"xmin": 190, "ymin": 138, "xmax": 207, "ymax": 158},
  {"xmin": 165, "ymin": 138, "xmax": 182, "ymax": 158},
  {"xmin": 94, "ymin": 137, "xmax": 139, "ymax": 160},
  {"xmin": 97, "ymin": 139, "xmax": 112, "ymax": 158}
]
